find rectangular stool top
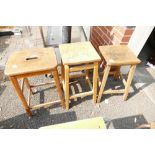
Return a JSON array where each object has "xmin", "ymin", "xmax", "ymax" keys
[
  {"xmin": 5, "ymin": 47, "xmax": 57, "ymax": 76},
  {"xmin": 99, "ymin": 45, "xmax": 141, "ymax": 66},
  {"xmin": 59, "ymin": 41, "xmax": 101, "ymax": 65}
]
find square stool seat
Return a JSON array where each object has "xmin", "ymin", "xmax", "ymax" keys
[
  {"xmin": 5, "ymin": 48, "xmax": 58, "ymax": 76},
  {"xmin": 99, "ymin": 45, "xmax": 140, "ymax": 66}
]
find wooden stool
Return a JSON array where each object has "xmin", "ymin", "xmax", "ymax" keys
[
  {"xmin": 59, "ymin": 41, "xmax": 101, "ymax": 109},
  {"xmin": 97, "ymin": 45, "xmax": 141, "ymax": 103},
  {"xmin": 5, "ymin": 47, "xmax": 65, "ymax": 117}
]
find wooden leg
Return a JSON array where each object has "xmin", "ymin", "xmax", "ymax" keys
[
  {"xmin": 9, "ymin": 76, "xmax": 32, "ymax": 117},
  {"xmin": 24, "ymin": 78, "xmax": 33, "ymax": 93},
  {"xmin": 52, "ymin": 69, "xmax": 66, "ymax": 109},
  {"xmin": 97, "ymin": 65, "xmax": 111, "ymax": 103},
  {"xmin": 61, "ymin": 62, "xmax": 64, "ymax": 81},
  {"xmin": 93, "ymin": 62, "xmax": 99, "ymax": 103},
  {"xmin": 64, "ymin": 65, "xmax": 70, "ymax": 110},
  {"xmin": 123, "ymin": 65, "xmax": 136, "ymax": 101}
]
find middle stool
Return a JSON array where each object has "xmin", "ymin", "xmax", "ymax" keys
[{"xmin": 59, "ymin": 41, "xmax": 101, "ymax": 109}]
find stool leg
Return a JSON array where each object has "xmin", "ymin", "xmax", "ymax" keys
[
  {"xmin": 123, "ymin": 65, "xmax": 136, "ymax": 101},
  {"xmin": 64, "ymin": 65, "xmax": 70, "ymax": 110},
  {"xmin": 52, "ymin": 69, "xmax": 66, "ymax": 109},
  {"xmin": 9, "ymin": 76, "xmax": 32, "ymax": 117},
  {"xmin": 24, "ymin": 78, "xmax": 33, "ymax": 94},
  {"xmin": 93, "ymin": 62, "xmax": 99, "ymax": 103},
  {"xmin": 97, "ymin": 65, "xmax": 111, "ymax": 103},
  {"xmin": 61, "ymin": 62, "xmax": 64, "ymax": 81}
]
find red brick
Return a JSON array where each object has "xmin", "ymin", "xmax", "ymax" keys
[
  {"xmin": 95, "ymin": 27, "xmax": 103, "ymax": 37},
  {"xmin": 105, "ymin": 26, "xmax": 113, "ymax": 31},
  {"xmin": 122, "ymin": 36, "xmax": 131, "ymax": 42},
  {"xmin": 102, "ymin": 27, "xmax": 113, "ymax": 37},
  {"xmin": 101, "ymin": 30, "xmax": 113, "ymax": 42},
  {"xmin": 124, "ymin": 29, "xmax": 134, "ymax": 36},
  {"xmin": 93, "ymin": 28, "xmax": 100, "ymax": 37}
]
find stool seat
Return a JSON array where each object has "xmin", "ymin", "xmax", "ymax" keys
[
  {"xmin": 59, "ymin": 41, "xmax": 101, "ymax": 65},
  {"xmin": 99, "ymin": 45, "xmax": 140, "ymax": 66},
  {"xmin": 5, "ymin": 47, "xmax": 57, "ymax": 76}
]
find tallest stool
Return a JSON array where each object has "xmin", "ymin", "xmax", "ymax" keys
[
  {"xmin": 59, "ymin": 41, "xmax": 101, "ymax": 109},
  {"xmin": 97, "ymin": 45, "xmax": 141, "ymax": 103}
]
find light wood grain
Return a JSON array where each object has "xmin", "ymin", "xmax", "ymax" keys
[
  {"xmin": 93, "ymin": 62, "xmax": 99, "ymax": 103},
  {"xmin": 30, "ymin": 81, "xmax": 55, "ymax": 87},
  {"xmin": 24, "ymin": 78, "xmax": 33, "ymax": 93},
  {"xmin": 70, "ymin": 91, "xmax": 93, "ymax": 99},
  {"xmin": 21, "ymin": 78, "xmax": 25, "ymax": 92},
  {"xmin": 64, "ymin": 65, "xmax": 70, "ymax": 110},
  {"xmin": 99, "ymin": 45, "xmax": 141, "ymax": 66},
  {"xmin": 5, "ymin": 47, "xmax": 57, "ymax": 76},
  {"xmin": 59, "ymin": 41, "xmax": 100, "ymax": 109},
  {"xmin": 9, "ymin": 76, "xmax": 32, "ymax": 117},
  {"xmin": 52, "ymin": 70, "xmax": 66, "ymax": 109},
  {"xmin": 31, "ymin": 100, "xmax": 61, "ymax": 110},
  {"xmin": 69, "ymin": 73, "xmax": 86, "ymax": 79},
  {"xmin": 103, "ymin": 89, "xmax": 125, "ymax": 94},
  {"xmin": 97, "ymin": 65, "xmax": 111, "ymax": 103},
  {"xmin": 59, "ymin": 41, "xmax": 101, "ymax": 65},
  {"xmin": 6, "ymin": 48, "xmax": 65, "ymax": 117},
  {"xmin": 123, "ymin": 65, "xmax": 136, "ymax": 100},
  {"xmin": 69, "ymin": 64, "xmax": 94, "ymax": 72}
]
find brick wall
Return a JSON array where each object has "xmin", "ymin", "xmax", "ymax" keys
[{"xmin": 90, "ymin": 26, "xmax": 135, "ymax": 52}]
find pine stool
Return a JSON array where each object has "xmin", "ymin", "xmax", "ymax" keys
[
  {"xmin": 97, "ymin": 45, "xmax": 141, "ymax": 103},
  {"xmin": 59, "ymin": 42, "xmax": 101, "ymax": 109},
  {"xmin": 5, "ymin": 47, "xmax": 65, "ymax": 117}
]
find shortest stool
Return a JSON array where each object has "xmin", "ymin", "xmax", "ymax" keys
[
  {"xmin": 5, "ymin": 47, "xmax": 65, "ymax": 117},
  {"xmin": 97, "ymin": 45, "xmax": 141, "ymax": 103}
]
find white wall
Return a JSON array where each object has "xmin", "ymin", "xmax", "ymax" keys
[
  {"xmin": 121, "ymin": 26, "xmax": 154, "ymax": 74},
  {"xmin": 128, "ymin": 26, "xmax": 154, "ymax": 56},
  {"xmin": 82, "ymin": 26, "xmax": 91, "ymax": 40}
]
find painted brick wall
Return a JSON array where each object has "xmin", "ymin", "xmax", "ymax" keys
[{"xmin": 90, "ymin": 26, "xmax": 135, "ymax": 52}]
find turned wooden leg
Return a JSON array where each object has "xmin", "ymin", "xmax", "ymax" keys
[
  {"xmin": 52, "ymin": 69, "xmax": 66, "ymax": 109},
  {"xmin": 93, "ymin": 62, "xmax": 99, "ymax": 103},
  {"xmin": 123, "ymin": 65, "xmax": 136, "ymax": 100},
  {"xmin": 9, "ymin": 76, "xmax": 32, "ymax": 117},
  {"xmin": 64, "ymin": 65, "xmax": 70, "ymax": 110},
  {"xmin": 24, "ymin": 78, "xmax": 33, "ymax": 93},
  {"xmin": 97, "ymin": 65, "xmax": 111, "ymax": 103}
]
